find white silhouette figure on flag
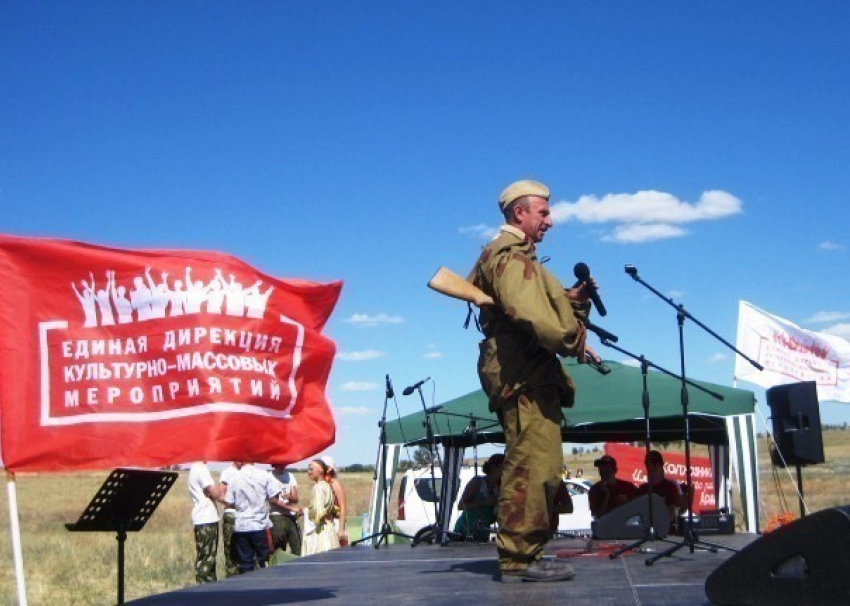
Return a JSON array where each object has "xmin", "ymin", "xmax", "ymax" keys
[{"xmin": 72, "ymin": 266, "xmax": 274, "ymax": 327}]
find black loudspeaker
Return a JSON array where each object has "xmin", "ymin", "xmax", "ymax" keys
[
  {"xmin": 767, "ymin": 381, "xmax": 824, "ymax": 465},
  {"xmin": 591, "ymin": 494, "xmax": 669, "ymax": 540},
  {"xmin": 705, "ymin": 506, "xmax": 850, "ymax": 605}
]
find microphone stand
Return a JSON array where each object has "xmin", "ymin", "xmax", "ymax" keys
[
  {"xmin": 624, "ymin": 266, "xmax": 740, "ymax": 564},
  {"xmin": 409, "ymin": 384, "xmax": 460, "ymax": 547},
  {"xmin": 600, "ymin": 340, "xmax": 681, "ymax": 559},
  {"xmin": 353, "ymin": 376, "xmax": 414, "ymax": 548},
  {"xmin": 602, "ymin": 339, "xmax": 723, "ymax": 560}
]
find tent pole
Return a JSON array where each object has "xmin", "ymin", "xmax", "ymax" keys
[{"xmin": 6, "ymin": 471, "xmax": 28, "ymax": 606}]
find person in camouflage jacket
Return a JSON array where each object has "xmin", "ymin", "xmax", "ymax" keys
[{"xmin": 470, "ymin": 179, "xmax": 595, "ymax": 583}]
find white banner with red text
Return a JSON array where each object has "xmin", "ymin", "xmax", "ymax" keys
[{"xmin": 735, "ymin": 300, "xmax": 850, "ymax": 403}]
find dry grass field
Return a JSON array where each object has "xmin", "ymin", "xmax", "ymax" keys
[
  {"xmin": 0, "ymin": 468, "xmax": 377, "ymax": 606},
  {"xmin": 1, "ymin": 429, "xmax": 849, "ymax": 605}
]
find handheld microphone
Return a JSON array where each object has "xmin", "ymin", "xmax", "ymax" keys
[
  {"xmin": 585, "ymin": 353, "xmax": 611, "ymax": 375},
  {"xmin": 573, "ymin": 262, "xmax": 607, "ymax": 316},
  {"xmin": 402, "ymin": 377, "xmax": 430, "ymax": 396},
  {"xmin": 385, "ymin": 374, "xmax": 394, "ymax": 399}
]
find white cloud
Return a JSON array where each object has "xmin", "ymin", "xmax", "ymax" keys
[
  {"xmin": 619, "ymin": 358, "xmax": 641, "ymax": 368},
  {"xmin": 423, "ymin": 351, "xmax": 442, "ymax": 359},
  {"xmin": 709, "ymin": 353, "xmax": 728, "ymax": 363},
  {"xmin": 803, "ymin": 311, "xmax": 850, "ymax": 325},
  {"xmin": 823, "ymin": 323, "xmax": 850, "ymax": 341},
  {"xmin": 552, "ymin": 190, "xmax": 742, "ymax": 224},
  {"xmin": 339, "ymin": 381, "xmax": 379, "ymax": 392},
  {"xmin": 602, "ymin": 223, "xmax": 688, "ymax": 244},
  {"xmin": 667, "ymin": 290, "xmax": 685, "ymax": 299},
  {"xmin": 460, "ymin": 224, "xmax": 498, "ymax": 240},
  {"xmin": 818, "ymin": 241, "xmax": 845, "ymax": 251},
  {"xmin": 552, "ymin": 189, "xmax": 742, "ymax": 244},
  {"xmin": 336, "ymin": 349, "xmax": 385, "ymax": 361},
  {"xmin": 334, "ymin": 406, "xmax": 372, "ymax": 416},
  {"xmin": 343, "ymin": 313, "xmax": 405, "ymax": 327}
]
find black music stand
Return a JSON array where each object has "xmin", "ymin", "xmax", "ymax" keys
[{"xmin": 66, "ymin": 468, "xmax": 178, "ymax": 604}]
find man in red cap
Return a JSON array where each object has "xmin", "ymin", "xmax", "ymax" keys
[
  {"xmin": 636, "ymin": 450, "xmax": 685, "ymax": 534},
  {"xmin": 587, "ymin": 454, "xmax": 638, "ymax": 519}
]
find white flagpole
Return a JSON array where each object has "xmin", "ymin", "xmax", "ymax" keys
[{"xmin": 6, "ymin": 471, "xmax": 28, "ymax": 606}]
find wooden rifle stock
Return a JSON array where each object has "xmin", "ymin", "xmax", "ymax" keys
[{"xmin": 427, "ymin": 267, "xmax": 494, "ymax": 307}]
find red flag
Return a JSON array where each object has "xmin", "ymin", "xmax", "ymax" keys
[{"xmin": 0, "ymin": 235, "xmax": 342, "ymax": 472}]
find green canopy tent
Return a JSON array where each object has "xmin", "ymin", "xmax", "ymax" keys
[{"xmin": 371, "ymin": 360, "xmax": 760, "ymax": 538}]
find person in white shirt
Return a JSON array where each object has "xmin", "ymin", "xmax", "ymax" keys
[
  {"xmin": 269, "ymin": 463, "xmax": 301, "ymax": 558},
  {"xmin": 224, "ymin": 462, "xmax": 288, "ymax": 573},
  {"xmin": 219, "ymin": 462, "xmax": 240, "ymax": 577},
  {"xmin": 188, "ymin": 461, "xmax": 221, "ymax": 583}
]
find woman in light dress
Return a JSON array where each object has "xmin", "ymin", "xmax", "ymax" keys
[
  {"xmin": 320, "ymin": 456, "xmax": 348, "ymax": 546},
  {"xmin": 301, "ymin": 459, "xmax": 340, "ymax": 555}
]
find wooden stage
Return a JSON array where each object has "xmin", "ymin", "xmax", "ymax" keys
[{"xmin": 127, "ymin": 533, "xmax": 753, "ymax": 606}]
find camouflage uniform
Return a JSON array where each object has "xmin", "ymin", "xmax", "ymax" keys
[
  {"xmin": 222, "ymin": 511, "xmax": 240, "ymax": 577},
  {"xmin": 471, "ymin": 224, "xmax": 588, "ymax": 572},
  {"xmin": 193, "ymin": 522, "xmax": 219, "ymax": 584},
  {"xmin": 270, "ymin": 513, "xmax": 302, "ymax": 556}
]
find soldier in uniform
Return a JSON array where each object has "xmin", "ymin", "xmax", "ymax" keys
[
  {"xmin": 188, "ymin": 461, "xmax": 221, "ymax": 583},
  {"xmin": 470, "ymin": 179, "xmax": 595, "ymax": 583}
]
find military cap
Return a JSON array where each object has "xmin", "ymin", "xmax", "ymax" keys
[{"xmin": 498, "ymin": 179, "xmax": 550, "ymax": 210}]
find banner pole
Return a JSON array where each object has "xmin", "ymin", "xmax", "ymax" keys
[{"xmin": 6, "ymin": 471, "xmax": 28, "ymax": 606}]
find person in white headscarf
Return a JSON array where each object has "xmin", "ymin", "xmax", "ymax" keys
[
  {"xmin": 301, "ymin": 458, "xmax": 340, "ymax": 555},
  {"xmin": 321, "ymin": 455, "xmax": 348, "ymax": 546}
]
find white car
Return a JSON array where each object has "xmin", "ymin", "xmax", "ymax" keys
[{"xmin": 395, "ymin": 466, "xmax": 593, "ymax": 539}]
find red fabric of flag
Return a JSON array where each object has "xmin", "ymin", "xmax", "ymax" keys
[{"xmin": 0, "ymin": 235, "xmax": 342, "ymax": 472}]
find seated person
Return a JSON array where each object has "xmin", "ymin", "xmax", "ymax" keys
[
  {"xmin": 588, "ymin": 454, "xmax": 638, "ymax": 519},
  {"xmin": 635, "ymin": 450, "xmax": 684, "ymax": 534},
  {"xmin": 453, "ymin": 453, "xmax": 504, "ymax": 541},
  {"xmin": 549, "ymin": 479, "xmax": 574, "ymax": 534}
]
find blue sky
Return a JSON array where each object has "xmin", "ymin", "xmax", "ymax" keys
[{"xmin": 2, "ymin": 2, "xmax": 849, "ymax": 466}]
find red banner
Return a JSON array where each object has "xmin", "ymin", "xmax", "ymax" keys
[
  {"xmin": 605, "ymin": 443, "xmax": 716, "ymax": 511},
  {"xmin": 0, "ymin": 235, "xmax": 342, "ymax": 472}
]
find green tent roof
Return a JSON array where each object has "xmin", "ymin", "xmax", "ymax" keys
[{"xmin": 385, "ymin": 359, "xmax": 755, "ymax": 447}]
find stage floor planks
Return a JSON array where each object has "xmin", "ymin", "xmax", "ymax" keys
[{"xmin": 127, "ymin": 533, "xmax": 754, "ymax": 606}]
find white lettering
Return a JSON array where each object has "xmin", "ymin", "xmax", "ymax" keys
[
  {"xmin": 187, "ymin": 378, "xmax": 200, "ymax": 396},
  {"xmin": 130, "ymin": 386, "xmax": 144, "ymax": 404},
  {"xmin": 251, "ymin": 379, "xmax": 263, "ymax": 397},
  {"xmin": 164, "ymin": 330, "xmax": 177, "ymax": 351},
  {"xmin": 75, "ymin": 341, "xmax": 90, "ymax": 359}
]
